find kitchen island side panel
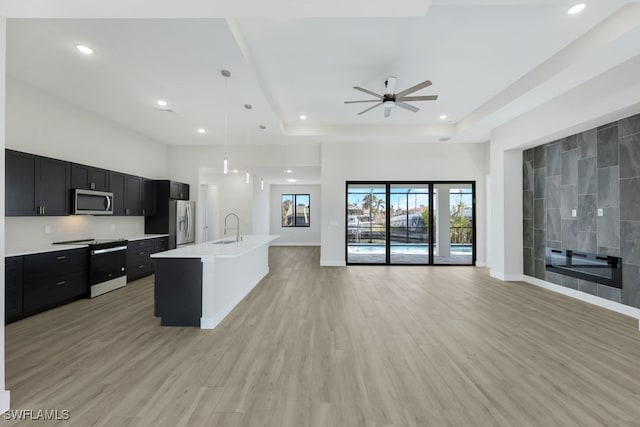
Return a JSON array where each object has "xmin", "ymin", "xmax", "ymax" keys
[{"xmin": 155, "ymin": 258, "xmax": 202, "ymax": 326}]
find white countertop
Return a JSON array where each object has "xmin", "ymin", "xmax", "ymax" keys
[
  {"xmin": 5, "ymin": 234, "xmax": 170, "ymax": 257},
  {"xmin": 151, "ymin": 235, "xmax": 279, "ymax": 261}
]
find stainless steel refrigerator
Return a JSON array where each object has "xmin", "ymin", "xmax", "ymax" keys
[{"xmin": 172, "ymin": 200, "xmax": 196, "ymax": 246}]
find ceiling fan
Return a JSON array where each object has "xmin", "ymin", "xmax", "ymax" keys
[{"xmin": 344, "ymin": 76, "xmax": 438, "ymax": 118}]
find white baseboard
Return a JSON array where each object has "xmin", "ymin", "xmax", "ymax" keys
[
  {"xmin": 0, "ymin": 390, "xmax": 10, "ymax": 412},
  {"xmin": 489, "ymin": 270, "xmax": 523, "ymax": 282},
  {"xmin": 270, "ymin": 242, "xmax": 320, "ymax": 247},
  {"xmin": 523, "ymin": 275, "xmax": 640, "ymax": 330},
  {"xmin": 320, "ymin": 260, "xmax": 346, "ymax": 267},
  {"xmin": 475, "ymin": 261, "xmax": 487, "ymax": 267}
]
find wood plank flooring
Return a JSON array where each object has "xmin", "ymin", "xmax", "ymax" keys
[{"xmin": 4, "ymin": 246, "xmax": 640, "ymax": 426}]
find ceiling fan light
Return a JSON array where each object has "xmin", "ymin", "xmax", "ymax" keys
[{"xmin": 383, "ymin": 100, "xmax": 395, "ymax": 107}]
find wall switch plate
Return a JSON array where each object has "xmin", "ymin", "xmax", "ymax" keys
[
  {"xmin": 44, "ymin": 225, "xmax": 51, "ymax": 234},
  {"xmin": 571, "ymin": 209, "xmax": 577, "ymax": 217},
  {"xmin": 597, "ymin": 208, "xmax": 604, "ymax": 217}
]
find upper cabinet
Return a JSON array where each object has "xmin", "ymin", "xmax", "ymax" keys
[
  {"xmin": 109, "ymin": 171, "xmax": 143, "ymax": 216},
  {"xmin": 71, "ymin": 163, "xmax": 110, "ymax": 191},
  {"xmin": 170, "ymin": 181, "xmax": 190, "ymax": 200},
  {"xmin": 6, "ymin": 150, "xmax": 70, "ymax": 216},
  {"xmin": 143, "ymin": 178, "xmax": 156, "ymax": 217}
]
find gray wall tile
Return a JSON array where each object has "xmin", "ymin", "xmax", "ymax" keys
[
  {"xmin": 560, "ymin": 185, "xmax": 577, "ymax": 220},
  {"xmin": 620, "ymin": 177, "xmax": 640, "ymax": 220},
  {"xmin": 561, "ymin": 135, "xmax": 578, "ymax": 152},
  {"xmin": 578, "ymin": 157, "xmax": 596, "ymax": 195},
  {"xmin": 534, "ymin": 229, "xmax": 546, "ymax": 259},
  {"xmin": 621, "ymin": 264, "xmax": 640, "ymax": 308},
  {"xmin": 596, "ymin": 166, "xmax": 619, "ymax": 208},
  {"xmin": 597, "ymin": 246, "xmax": 620, "ymax": 257},
  {"xmin": 546, "ymin": 176, "xmax": 561, "ymax": 209},
  {"xmin": 577, "ymin": 231, "xmax": 597, "ymax": 253},
  {"xmin": 534, "ymin": 259, "xmax": 546, "ymax": 280},
  {"xmin": 596, "ymin": 207, "xmax": 619, "ymax": 249},
  {"xmin": 619, "ymin": 134, "xmax": 640, "ymax": 179},
  {"xmin": 523, "ymin": 248, "xmax": 534, "ymax": 277},
  {"xmin": 619, "ymin": 113, "xmax": 640, "ymax": 138},
  {"xmin": 523, "ymin": 161, "xmax": 534, "ymax": 190},
  {"xmin": 534, "ymin": 145, "xmax": 546, "ymax": 168},
  {"xmin": 578, "ymin": 129, "xmax": 597, "ymax": 159},
  {"xmin": 561, "ymin": 219, "xmax": 578, "ymax": 250},
  {"xmin": 534, "ymin": 168, "xmax": 546, "ymax": 199},
  {"xmin": 577, "ymin": 195, "xmax": 596, "ymax": 231},
  {"xmin": 534, "ymin": 199, "xmax": 545, "ymax": 229},
  {"xmin": 523, "ymin": 219, "xmax": 534, "ymax": 248},
  {"xmin": 597, "ymin": 284, "xmax": 621, "ymax": 303},
  {"xmin": 523, "ymin": 148, "xmax": 534, "ymax": 162},
  {"xmin": 546, "ymin": 209, "xmax": 561, "ymax": 242},
  {"xmin": 562, "ymin": 276, "xmax": 579, "ymax": 290},
  {"xmin": 578, "ymin": 280, "xmax": 598, "ymax": 295},
  {"xmin": 523, "ymin": 190, "xmax": 533, "ymax": 220},
  {"xmin": 547, "ymin": 271, "xmax": 564, "ymax": 286},
  {"xmin": 561, "ymin": 150, "xmax": 578, "ymax": 185},
  {"xmin": 546, "ymin": 143, "xmax": 561, "ymax": 176},
  {"xmin": 620, "ymin": 221, "xmax": 640, "ymax": 266},
  {"xmin": 547, "ymin": 240, "xmax": 561, "ymax": 249},
  {"xmin": 597, "ymin": 126, "xmax": 619, "ymax": 168}
]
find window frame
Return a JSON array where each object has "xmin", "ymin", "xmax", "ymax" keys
[{"xmin": 281, "ymin": 193, "xmax": 311, "ymax": 228}]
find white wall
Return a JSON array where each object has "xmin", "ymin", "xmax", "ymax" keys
[
  {"xmin": 6, "ymin": 77, "xmax": 169, "ymax": 178},
  {"xmin": 252, "ymin": 179, "xmax": 270, "ymax": 235},
  {"xmin": 320, "ymin": 142, "xmax": 489, "ymax": 266},
  {"xmin": 489, "ymin": 55, "xmax": 640, "ymax": 280},
  {"xmin": 0, "ymin": 13, "xmax": 10, "ymax": 413},
  {"xmin": 270, "ymin": 184, "xmax": 321, "ymax": 245}
]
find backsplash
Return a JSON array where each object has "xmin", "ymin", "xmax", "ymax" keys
[
  {"xmin": 5, "ymin": 216, "xmax": 145, "ymax": 249},
  {"xmin": 523, "ymin": 112, "xmax": 640, "ymax": 308}
]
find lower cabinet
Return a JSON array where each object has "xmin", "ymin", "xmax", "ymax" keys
[
  {"xmin": 126, "ymin": 237, "xmax": 169, "ymax": 282},
  {"xmin": 5, "ymin": 248, "xmax": 89, "ymax": 323}
]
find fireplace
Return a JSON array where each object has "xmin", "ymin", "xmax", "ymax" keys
[{"xmin": 545, "ymin": 248, "xmax": 623, "ymax": 289}]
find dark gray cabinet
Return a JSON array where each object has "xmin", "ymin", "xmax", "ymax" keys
[
  {"xmin": 71, "ymin": 163, "xmax": 110, "ymax": 191},
  {"xmin": 143, "ymin": 178, "xmax": 156, "ymax": 216},
  {"xmin": 5, "ymin": 150, "xmax": 70, "ymax": 216},
  {"xmin": 5, "ymin": 256, "xmax": 24, "ymax": 323},
  {"xmin": 170, "ymin": 181, "xmax": 190, "ymax": 200},
  {"xmin": 110, "ymin": 172, "xmax": 143, "ymax": 216},
  {"xmin": 21, "ymin": 248, "xmax": 88, "ymax": 316},
  {"xmin": 109, "ymin": 171, "xmax": 126, "ymax": 216},
  {"xmin": 127, "ymin": 237, "xmax": 169, "ymax": 282}
]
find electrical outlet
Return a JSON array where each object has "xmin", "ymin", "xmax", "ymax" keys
[
  {"xmin": 135, "ymin": 222, "xmax": 140, "ymax": 229},
  {"xmin": 44, "ymin": 225, "xmax": 51, "ymax": 234},
  {"xmin": 597, "ymin": 208, "xmax": 604, "ymax": 217},
  {"xmin": 571, "ymin": 209, "xmax": 577, "ymax": 217},
  {"xmin": 111, "ymin": 223, "xmax": 116, "ymax": 230}
]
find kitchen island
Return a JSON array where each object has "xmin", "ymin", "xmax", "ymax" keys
[{"xmin": 150, "ymin": 234, "xmax": 278, "ymax": 328}]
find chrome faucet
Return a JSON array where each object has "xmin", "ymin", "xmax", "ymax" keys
[{"xmin": 224, "ymin": 213, "xmax": 241, "ymax": 242}]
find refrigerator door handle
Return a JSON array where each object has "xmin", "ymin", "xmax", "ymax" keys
[{"xmin": 186, "ymin": 203, "xmax": 191, "ymax": 241}]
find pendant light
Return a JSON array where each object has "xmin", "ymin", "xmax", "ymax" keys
[
  {"xmin": 245, "ymin": 170, "xmax": 250, "ymax": 184},
  {"xmin": 221, "ymin": 69, "xmax": 231, "ymax": 174},
  {"xmin": 260, "ymin": 178, "xmax": 265, "ymax": 190}
]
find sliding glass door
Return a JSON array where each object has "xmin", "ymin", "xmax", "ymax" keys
[{"xmin": 346, "ymin": 181, "xmax": 475, "ymax": 266}]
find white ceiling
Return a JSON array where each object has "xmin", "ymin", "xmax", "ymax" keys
[{"xmin": 4, "ymin": 0, "xmax": 640, "ymax": 151}]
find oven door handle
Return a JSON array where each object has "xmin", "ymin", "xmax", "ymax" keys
[{"xmin": 91, "ymin": 245, "xmax": 128, "ymax": 255}]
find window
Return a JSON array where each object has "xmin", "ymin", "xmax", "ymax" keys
[{"xmin": 281, "ymin": 194, "xmax": 310, "ymax": 227}]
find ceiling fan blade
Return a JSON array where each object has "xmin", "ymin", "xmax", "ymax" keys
[
  {"xmin": 397, "ymin": 95, "xmax": 438, "ymax": 102},
  {"xmin": 396, "ymin": 102, "xmax": 420, "ymax": 113},
  {"xmin": 385, "ymin": 76, "xmax": 396, "ymax": 94},
  {"xmin": 353, "ymin": 86, "xmax": 383, "ymax": 99},
  {"xmin": 384, "ymin": 105, "xmax": 392, "ymax": 118},
  {"xmin": 396, "ymin": 80, "xmax": 432, "ymax": 98},
  {"xmin": 358, "ymin": 102, "xmax": 383, "ymax": 115},
  {"xmin": 344, "ymin": 100, "xmax": 383, "ymax": 104}
]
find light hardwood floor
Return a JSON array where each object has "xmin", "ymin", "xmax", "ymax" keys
[{"xmin": 4, "ymin": 246, "xmax": 640, "ymax": 426}]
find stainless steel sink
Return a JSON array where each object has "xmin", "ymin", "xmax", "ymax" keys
[{"xmin": 212, "ymin": 240, "xmax": 236, "ymax": 245}]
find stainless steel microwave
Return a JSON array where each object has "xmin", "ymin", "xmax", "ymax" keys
[{"xmin": 73, "ymin": 189, "xmax": 114, "ymax": 215}]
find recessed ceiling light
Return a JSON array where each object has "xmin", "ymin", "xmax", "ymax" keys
[
  {"xmin": 75, "ymin": 44, "xmax": 94, "ymax": 55},
  {"xmin": 299, "ymin": 115, "xmax": 307, "ymax": 120},
  {"xmin": 439, "ymin": 115, "xmax": 447, "ymax": 120},
  {"xmin": 567, "ymin": 3, "xmax": 586, "ymax": 15},
  {"xmin": 287, "ymin": 179, "xmax": 297, "ymax": 183},
  {"xmin": 284, "ymin": 170, "xmax": 293, "ymax": 174},
  {"xmin": 197, "ymin": 128, "xmax": 206, "ymax": 134},
  {"xmin": 232, "ymin": 169, "xmax": 239, "ymax": 173},
  {"xmin": 157, "ymin": 100, "xmax": 168, "ymax": 107}
]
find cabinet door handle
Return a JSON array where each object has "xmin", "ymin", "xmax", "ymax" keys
[
  {"xmin": 90, "ymin": 182, "xmax": 96, "ymax": 190},
  {"xmin": 126, "ymin": 208, "xmax": 130, "ymax": 215},
  {"xmin": 56, "ymin": 281, "xmax": 66, "ymax": 286},
  {"xmin": 42, "ymin": 206, "xmax": 45, "ymax": 215},
  {"xmin": 56, "ymin": 255, "xmax": 66, "ymax": 260},
  {"xmin": 142, "ymin": 209, "xmax": 146, "ymax": 215},
  {"xmin": 138, "ymin": 251, "xmax": 145, "ymax": 255},
  {"xmin": 138, "ymin": 265, "xmax": 145, "ymax": 269}
]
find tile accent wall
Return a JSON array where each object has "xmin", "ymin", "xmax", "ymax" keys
[{"xmin": 523, "ymin": 112, "xmax": 640, "ymax": 308}]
